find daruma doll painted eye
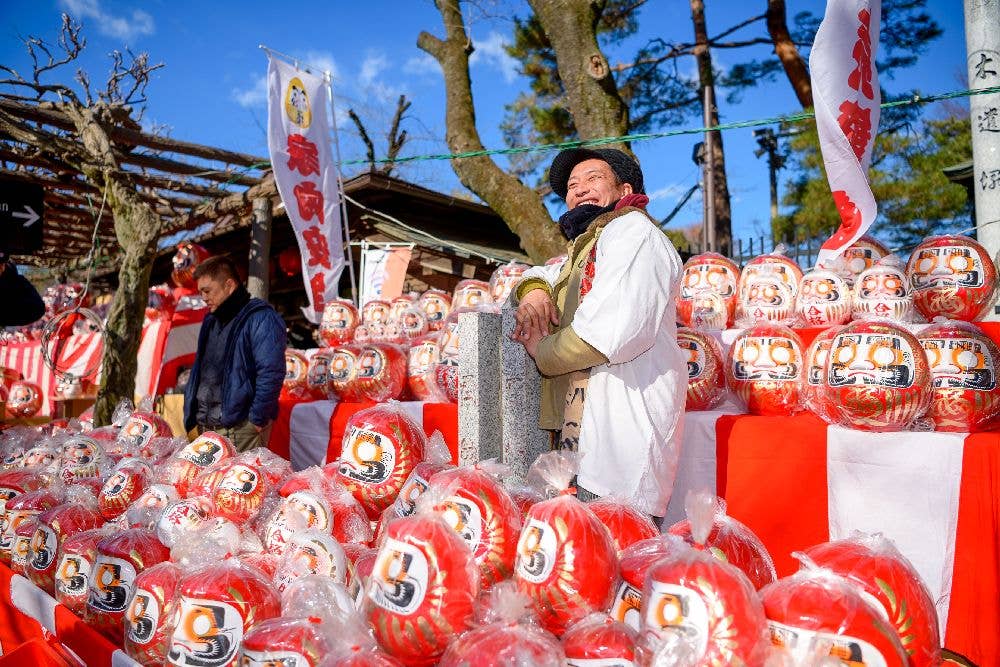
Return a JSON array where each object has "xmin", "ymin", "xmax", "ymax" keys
[
  {"xmin": 677, "ymin": 253, "xmax": 740, "ymax": 329},
  {"xmin": 821, "ymin": 319, "xmax": 931, "ymax": 431},
  {"xmin": 796, "ymin": 269, "xmax": 852, "ymax": 326},
  {"xmin": 853, "ymin": 263, "xmax": 913, "ymax": 322},
  {"xmin": 906, "ymin": 234, "xmax": 998, "ymax": 322},
  {"xmin": 918, "ymin": 320, "xmax": 1000, "ymax": 432},
  {"xmin": 726, "ymin": 323, "xmax": 805, "ymax": 416}
]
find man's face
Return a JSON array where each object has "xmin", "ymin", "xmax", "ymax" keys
[
  {"xmin": 197, "ymin": 275, "xmax": 236, "ymax": 312},
  {"xmin": 565, "ymin": 158, "xmax": 633, "ymax": 210}
]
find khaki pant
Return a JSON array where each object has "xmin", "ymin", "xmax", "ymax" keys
[{"xmin": 198, "ymin": 420, "xmax": 272, "ymax": 453}]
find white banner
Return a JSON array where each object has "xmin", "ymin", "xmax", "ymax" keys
[
  {"xmin": 810, "ymin": 0, "xmax": 881, "ymax": 267},
  {"xmin": 359, "ymin": 244, "xmax": 412, "ymax": 306},
  {"xmin": 267, "ymin": 56, "xmax": 345, "ymax": 323}
]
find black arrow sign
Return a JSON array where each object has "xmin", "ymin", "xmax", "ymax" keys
[{"xmin": 0, "ymin": 179, "xmax": 44, "ymax": 255}]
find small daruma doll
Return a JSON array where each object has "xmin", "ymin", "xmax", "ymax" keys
[
  {"xmin": 906, "ymin": 234, "xmax": 999, "ymax": 322},
  {"xmin": 919, "ymin": 320, "xmax": 1000, "ymax": 432},
  {"xmin": 737, "ymin": 252, "xmax": 803, "ymax": 324},
  {"xmin": 284, "ymin": 349, "xmax": 310, "ymax": 398},
  {"xmin": 803, "ymin": 326, "xmax": 845, "ymax": 423},
  {"xmin": 822, "ymin": 319, "xmax": 931, "ymax": 431},
  {"xmin": 677, "ymin": 252, "xmax": 740, "ymax": 329},
  {"xmin": 124, "ymin": 561, "xmax": 182, "ymax": 666},
  {"xmin": 362, "ymin": 299, "xmax": 392, "ymax": 325},
  {"xmin": 489, "ymin": 262, "xmax": 530, "ymax": 304},
  {"xmin": 796, "ymin": 268, "xmax": 852, "ymax": 326},
  {"xmin": 842, "ymin": 235, "xmax": 890, "ymax": 286},
  {"xmin": 853, "ymin": 258, "xmax": 914, "ymax": 322},
  {"xmin": 320, "ymin": 299, "xmax": 359, "ymax": 346},
  {"xmin": 677, "ymin": 328, "xmax": 726, "ymax": 411},
  {"xmin": 726, "ymin": 323, "xmax": 804, "ymax": 416},
  {"xmin": 417, "ymin": 289, "xmax": 452, "ymax": 331},
  {"xmin": 306, "ymin": 350, "xmax": 334, "ymax": 400},
  {"xmin": 453, "ymin": 279, "xmax": 493, "ymax": 310},
  {"xmin": 6, "ymin": 381, "xmax": 42, "ymax": 419}
]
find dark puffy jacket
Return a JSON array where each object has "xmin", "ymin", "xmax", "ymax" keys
[{"xmin": 184, "ymin": 298, "xmax": 286, "ymax": 431}]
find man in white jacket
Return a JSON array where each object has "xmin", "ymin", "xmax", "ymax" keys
[{"xmin": 513, "ymin": 148, "xmax": 686, "ymax": 517}]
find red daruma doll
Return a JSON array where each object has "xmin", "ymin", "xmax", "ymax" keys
[
  {"xmin": 417, "ymin": 289, "xmax": 452, "ymax": 332},
  {"xmin": 513, "ymin": 451, "xmax": 618, "ymax": 636},
  {"xmin": 320, "ymin": 298, "xmax": 360, "ymax": 346},
  {"xmin": 906, "ymin": 234, "xmax": 999, "ymax": 322},
  {"xmin": 124, "ymin": 560, "xmax": 182, "ymax": 666},
  {"xmin": 453, "ymin": 279, "xmax": 492, "ymax": 310},
  {"xmin": 167, "ymin": 559, "xmax": 281, "ymax": 667},
  {"xmin": 726, "ymin": 323, "xmax": 805, "ymax": 416},
  {"xmin": 676, "ymin": 252, "xmax": 740, "ymax": 329},
  {"xmin": 587, "ymin": 497, "xmax": 658, "ymax": 555},
  {"xmin": 677, "ymin": 328, "xmax": 726, "ymax": 411},
  {"xmin": 55, "ymin": 527, "xmax": 110, "ymax": 615},
  {"xmin": 167, "ymin": 431, "xmax": 235, "ymax": 497},
  {"xmin": 336, "ymin": 404, "xmax": 425, "ymax": 520},
  {"xmin": 805, "ymin": 534, "xmax": 941, "ymax": 667},
  {"xmin": 28, "ymin": 498, "xmax": 104, "ymax": 595},
  {"xmin": 241, "ymin": 617, "xmax": 333, "ymax": 667},
  {"xmin": 803, "ymin": 326, "xmax": 845, "ymax": 423},
  {"xmin": 562, "ymin": 613, "xmax": 638, "ymax": 666},
  {"xmin": 365, "ymin": 494, "xmax": 480, "ymax": 666},
  {"xmin": 355, "ymin": 343, "xmax": 407, "ymax": 403}
]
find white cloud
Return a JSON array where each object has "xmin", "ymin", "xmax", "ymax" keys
[
  {"xmin": 232, "ymin": 74, "xmax": 267, "ymax": 109},
  {"xmin": 404, "ymin": 53, "xmax": 439, "ymax": 78},
  {"xmin": 359, "ymin": 52, "xmax": 388, "ymax": 89},
  {"xmin": 469, "ymin": 31, "xmax": 518, "ymax": 84},
  {"xmin": 59, "ymin": 0, "xmax": 154, "ymax": 41},
  {"xmin": 648, "ymin": 182, "xmax": 688, "ymax": 201}
]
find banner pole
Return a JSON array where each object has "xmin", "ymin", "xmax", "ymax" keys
[{"xmin": 325, "ymin": 70, "xmax": 359, "ymax": 306}]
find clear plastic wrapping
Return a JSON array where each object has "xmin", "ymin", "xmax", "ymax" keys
[
  {"xmin": 355, "ymin": 343, "xmax": 408, "ymax": 402},
  {"xmin": 1, "ymin": 487, "xmax": 63, "ymax": 565},
  {"xmin": 267, "ymin": 467, "xmax": 372, "ymax": 553},
  {"xmin": 284, "ymin": 349, "xmax": 312, "ymax": 400},
  {"xmin": 802, "ymin": 326, "xmax": 846, "ymax": 423},
  {"xmin": 165, "ymin": 431, "xmax": 235, "ymax": 497},
  {"xmin": 513, "ymin": 451, "xmax": 619, "ymax": 636},
  {"xmin": 27, "ymin": 499, "xmax": 103, "ymax": 594},
  {"xmin": 241, "ymin": 617, "xmax": 333, "ymax": 667},
  {"xmin": 438, "ymin": 581, "xmax": 564, "ymax": 667},
  {"xmin": 54, "ymin": 526, "xmax": 112, "ymax": 614},
  {"xmin": 273, "ymin": 528, "xmax": 348, "ymax": 592},
  {"xmin": 329, "ymin": 344, "xmax": 363, "ymax": 402},
  {"xmin": 796, "ymin": 268, "xmax": 853, "ymax": 326},
  {"xmin": 199, "ymin": 460, "xmax": 268, "ymax": 523},
  {"xmin": 761, "ymin": 561, "xmax": 909, "ymax": 666},
  {"xmin": 114, "ymin": 410, "xmax": 173, "ymax": 458},
  {"xmin": 98, "ymin": 457, "xmax": 152, "ymax": 520},
  {"xmin": 59, "ymin": 434, "xmax": 108, "ymax": 483},
  {"xmin": 406, "ymin": 334, "xmax": 446, "ymax": 402},
  {"xmin": 317, "ymin": 613, "xmax": 405, "ymax": 666},
  {"xmin": 335, "ymin": 403, "xmax": 426, "ymax": 521},
  {"xmin": 841, "ymin": 235, "xmax": 889, "ymax": 286},
  {"xmin": 612, "ymin": 537, "xmax": 677, "ymax": 631},
  {"xmin": 636, "ymin": 535, "xmax": 770, "ymax": 666},
  {"xmin": 918, "ymin": 318, "xmax": 1000, "ymax": 432},
  {"xmin": 123, "ymin": 560, "xmax": 182, "ymax": 666},
  {"xmin": 676, "ymin": 252, "xmax": 741, "ymax": 330},
  {"xmin": 417, "ymin": 289, "xmax": 452, "ymax": 332},
  {"xmin": 489, "ymin": 262, "xmax": 531, "ymax": 305},
  {"xmin": 821, "ymin": 319, "xmax": 932, "ymax": 431},
  {"xmin": 853, "ymin": 254, "xmax": 915, "ymax": 323},
  {"xmin": 677, "ymin": 328, "xmax": 726, "ymax": 412},
  {"xmin": 804, "ymin": 533, "xmax": 941, "ymax": 667},
  {"xmin": 736, "ymin": 249, "xmax": 803, "ymax": 327},
  {"xmin": 906, "ymin": 234, "xmax": 999, "ymax": 322},
  {"xmin": 562, "ymin": 613, "xmax": 638, "ymax": 665},
  {"xmin": 726, "ymin": 323, "xmax": 806, "ymax": 416},
  {"xmin": 362, "ymin": 299, "xmax": 392, "ymax": 326},
  {"xmin": 453, "ymin": 279, "xmax": 493, "ymax": 310},
  {"xmin": 587, "ymin": 497, "xmax": 658, "ymax": 555},
  {"xmin": 6, "ymin": 381, "xmax": 42, "ymax": 418},
  {"xmin": 281, "ymin": 573, "xmax": 355, "ymax": 624},
  {"xmin": 320, "ymin": 298, "xmax": 360, "ymax": 347},
  {"xmin": 307, "ymin": 349, "xmax": 335, "ymax": 400}
]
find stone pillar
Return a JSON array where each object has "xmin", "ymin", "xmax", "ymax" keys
[
  {"xmin": 248, "ymin": 197, "xmax": 272, "ymax": 300},
  {"xmin": 965, "ymin": 0, "xmax": 1000, "ymax": 317},
  {"xmin": 457, "ymin": 310, "xmax": 503, "ymax": 465},
  {"xmin": 499, "ymin": 303, "xmax": 551, "ymax": 485}
]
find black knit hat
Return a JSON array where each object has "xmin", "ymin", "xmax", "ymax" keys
[{"xmin": 548, "ymin": 148, "xmax": 645, "ymax": 200}]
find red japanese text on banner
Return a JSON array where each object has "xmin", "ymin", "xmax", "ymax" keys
[
  {"xmin": 267, "ymin": 56, "xmax": 345, "ymax": 322},
  {"xmin": 809, "ymin": 0, "xmax": 881, "ymax": 267}
]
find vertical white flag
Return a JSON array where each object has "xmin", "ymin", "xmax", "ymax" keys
[
  {"xmin": 360, "ymin": 244, "xmax": 412, "ymax": 306},
  {"xmin": 810, "ymin": 0, "xmax": 882, "ymax": 267},
  {"xmin": 267, "ymin": 56, "xmax": 345, "ymax": 323}
]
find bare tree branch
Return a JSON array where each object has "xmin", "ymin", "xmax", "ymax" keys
[
  {"xmin": 708, "ymin": 12, "xmax": 765, "ymax": 43},
  {"xmin": 347, "ymin": 108, "xmax": 377, "ymax": 170}
]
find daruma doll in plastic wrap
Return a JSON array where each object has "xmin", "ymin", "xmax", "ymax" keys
[
  {"xmin": 169, "ymin": 431, "xmax": 235, "ymax": 497},
  {"xmin": 87, "ymin": 528, "xmax": 171, "ymax": 641},
  {"xmin": 6, "ymin": 381, "xmax": 42, "ymax": 418},
  {"xmin": 513, "ymin": 452, "xmax": 618, "ymax": 636},
  {"xmin": 269, "ymin": 468, "xmax": 373, "ymax": 551},
  {"xmin": 417, "ymin": 289, "xmax": 451, "ymax": 331},
  {"xmin": 171, "ymin": 242, "xmax": 210, "ymax": 289},
  {"xmin": 398, "ymin": 307, "xmax": 430, "ymax": 342},
  {"xmin": 208, "ymin": 462, "xmax": 266, "ymax": 523},
  {"xmin": 761, "ymin": 567, "xmax": 909, "ymax": 666},
  {"xmin": 853, "ymin": 258, "xmax": 914, "ymax": 322},
  {"xmin": 117, "ymin": 410, "xmax": 173, "ymax": 456},
  {"xmin": 1, "ymin": 488, "xmax": 61, "ymax": 564},
  {"xmin": 55, "ymin": 527, "xmax": 108, "ymax": 614},
  {"xmin": 365, "ymin": 507, "xmax": 480, "ymax": 666},
  {"xmin": 273, "ymin": 529, "xmax": 348, "ymax": 592},
  {"xmin": 99, "ymin": 458, "xmax": 152, "ymax": 520},
  {"xmin": 59, "ymin": 434, "xmax": 105, "ymax": 482},
  {"xmin": 612, "ymin": 537, "xmax": 673, "ymax": 630},
  {"xmin": 320, "ymin": 298, "xmax": 360, "ymax": 346},
  {"xmin": 362, "ymin": 299, "xmax": 392, "ymax": 325},
  {"xmin": 489, "ymin": 262, "xmax": 530, "ymax": 304},
  {"xmin": 329, "ymin": 344, "xmax": 361, "ymax": 402},
  {"xmin": 167, "ymin": 559, "xmax": 281, "ymax": 667},
  {"xmin": 803, "ymin": 326, "xmax": 845, "ymax": 423},
  {"xmin": 822, "ymin": 319, "xmax": 932, "ymax": 431},
  {"xmin": 453, "ymin": 279, "xmax": 493, "ymax": 310},
  {"xmin": 677, "ymin": 252, "xmax": 740, "ymax": 329},
  {"xmin": 637, "ymin": 535, "xmax": 769, "ymax": 666},
  {"xmin": 906, "ymin": 234, "xmax": 999, "ymax": 321},
  {"xmin": 426, "ymin": 463, "xmax": 522, "ymax": 589},
  {"xmin": 306, "ymin": 350, "xmax": 334, "ymax": 400},
  {"xmin": 284, "ymin": 349, "xmax": 310, "ymax": 399},
  {"xmin": 737, "ymin": 251, "xmax": 803, "ymax": 323},
  {"xmin": 919, "ymin": 320, "xmax": 1000, "ymax": 432},
  {"xmin": 796, "ymin": 268, "xmax": 853, "ymax": 326},
  {"xmin": 587, "ymin": 497, "xmax": 658, "ymax": 555},
  {"xmin": 563, "ymin": 613, "xmax": 638, "ymax": 666},
  {"xmin": 677, "ymin": 328, "xmax": 726, "ymax": 411},
  {"xmin": 407, "ymin": 335, "xmax": 443, "ymax": 401},
  {"xmin": 240, "ymin": 617, "xmax": 332, "ymax": 667},
  {"xmin": 28, "ymin": 501, "xmax": 104, "ymax": 594},
  {"xmin": 124, "ymin": 560, "xmax": 182, "ymax": 666},
  {"xmin": 355, "ymin": 343, "xmax": 407, "ymax": 403},
  {"xmin": 805, "ymin": 534, "xmax": 941, "ymax": 667},
  {"xmin": 337, "ymin": 404, "xmax": 425, "ymax": 520},
  {"xmin": 726, "ymin": 323, "xmax": 804, "ymax": 416},
  {"xmin": 842, "ymin": 235, "xmax": 890, "ymax": 285},
  {"xmin": 389, "ymin": 295, "xmax": 417, "ymax": 323}
]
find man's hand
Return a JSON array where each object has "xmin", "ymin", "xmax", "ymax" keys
[
  {"xmin": 512, "ymin": 288, "xmax": 559, "ymax": 343},
  {"xmin": 253, "ymin": 420, "xmax": 271, "ymax": 433}
]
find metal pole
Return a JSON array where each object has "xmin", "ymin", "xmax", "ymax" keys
[
  {"xmin": 248, "ymin": 197, "xmax": 272, "ymax": 300},
  {"xmin": 964, "ymin": 0, "xmax": 1000, "ymax": 317},
  {"xmin": 703, "ymin": 86, "xmax": 717, "ymax": 253},
  {"xmin": 768, "ymin": 142, "xmax": 779, "ymax": 226}
]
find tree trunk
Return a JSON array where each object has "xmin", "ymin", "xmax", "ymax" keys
[
  {"xmin": 528, "ymin": 0, "xmax": 631, "ymax": 154},
  {"xmin": 766, "ymin": 0, "xmax": 812, "ymax": 108},
  {"xmin": 691, "ymin": 0, "xmax": 733, "ymax": 256},
  {"xmin": 418, "ymin": 0, "xmax": 565, "ymax": 262}
]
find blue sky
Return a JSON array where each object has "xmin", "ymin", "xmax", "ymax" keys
[{"xmin": 0, "ymin": 0, "xmax": 969, "ymax": 248}]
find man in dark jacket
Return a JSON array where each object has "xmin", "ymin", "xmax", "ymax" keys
[{"xmin": 183, "ymin": 256, "xmax": 286, "ymax": 451}]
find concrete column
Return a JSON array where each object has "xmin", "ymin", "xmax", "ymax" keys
[
  {"xmin": 248, "ymin": 197, "xmax": 272, "ymax": 300},
  {"xmin": 457, "ymin": 310, "xmax": 503, "ymax": 465},
  {"xmin": 965, "ymin": 0, "xmax": 1000, "ymax": 316},
  {"xmin": 499, "ymin": 303, "xmax": 551, "ymax": 485}
]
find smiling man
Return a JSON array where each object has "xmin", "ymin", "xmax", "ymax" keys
[
  {"xmin": 183, "ymin": 256, "xmax": 286, "ymax": 451},
  {"xmin": 512, "ymin": 148, "xmax": 686, "ymax": 519}
]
